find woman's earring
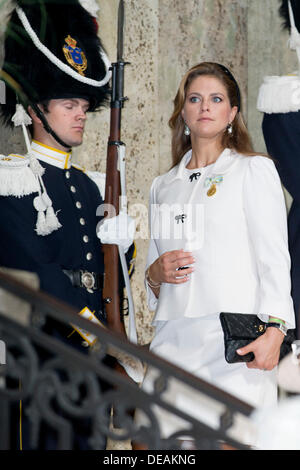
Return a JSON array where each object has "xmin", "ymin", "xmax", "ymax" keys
[
  {"xmin": 227, "ymin": 123, "xmax": 233, "ymax": 135},
  {"xmin": 184, "ymin": 123, "xmax": 191, "ymax": 136}
]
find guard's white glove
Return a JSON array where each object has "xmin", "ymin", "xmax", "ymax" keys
[{"xmin": 97, "ymin": 211, "xmax": 135, "ymax": 253}]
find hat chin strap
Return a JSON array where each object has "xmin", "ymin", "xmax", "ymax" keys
[{"xmin": 30, "ymin": 103, "xmax": 72, "ymax": 150}]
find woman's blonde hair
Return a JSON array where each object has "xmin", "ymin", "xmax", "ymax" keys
[{"xmin": 168, "ymin": 62, "xmax": 261, "ymax": 168}]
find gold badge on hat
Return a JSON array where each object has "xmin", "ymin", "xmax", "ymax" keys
[{"xmin": 63, "ymin": 35, "xmax": 87, "ymax": 76}]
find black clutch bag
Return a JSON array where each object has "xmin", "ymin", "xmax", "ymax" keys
[{"xmin": 219, "ymin": 312, "xmax": 295, "ymax": 364}]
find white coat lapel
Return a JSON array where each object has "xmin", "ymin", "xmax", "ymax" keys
[
  {"xmin": 205, "ymin": 148, "xmax": 238, "ymax": 178},
  {"xmin": 164, "ymin": 150, "xmax": 193, "ymax": 184}
]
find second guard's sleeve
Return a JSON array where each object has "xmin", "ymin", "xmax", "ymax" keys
[{"xmin": 243, "ymin": 156, "xmax": 295, "ymax": 329}]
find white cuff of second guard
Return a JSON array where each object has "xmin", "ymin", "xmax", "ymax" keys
[{"xmin": 97, "ymin": 212, "xmax": 135, "ymax": 253}]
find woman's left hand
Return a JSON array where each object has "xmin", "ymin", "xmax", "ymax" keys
[{"xmin": 236, "ymin": 327, "xmax": 285, "ymax": 370}]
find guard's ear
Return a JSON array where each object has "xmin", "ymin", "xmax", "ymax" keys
[{"xmin": 27, "ymin": 105, "xmax": 43, "ymax": 125}]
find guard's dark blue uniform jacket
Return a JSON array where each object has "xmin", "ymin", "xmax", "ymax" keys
[
  {"xmin": 263, "ymin": 113, "xmax": 300, "ymax": 336},
  {"xmin": 0, "ymin": 140, "xmax": 136, "ymax": 449},
  {"xmin": 0, "ymin": 139, "xmax": 135, "ymax": 345}
]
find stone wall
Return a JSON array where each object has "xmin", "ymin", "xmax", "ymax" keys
[{"xmin": 0, "ymin": 0, "xmax": 297, "ymax": 346}]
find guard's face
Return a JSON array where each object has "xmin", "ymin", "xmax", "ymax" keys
[
  {"xmin": 45, "ymin": 98, "xmax": 89, "ymax": 149},
  {"xmin": 181, "ymin": 75, "xmax": 237, "ymax": 143}
]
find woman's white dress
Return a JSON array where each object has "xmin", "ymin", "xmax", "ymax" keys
[{"xmin": 136, "ymin": 149, "xmax": 295, "ymax": 446}]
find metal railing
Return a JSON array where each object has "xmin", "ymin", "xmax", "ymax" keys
[{"xmin": 0, "ymin": 270, "xmax": 254, "ymax": 450}]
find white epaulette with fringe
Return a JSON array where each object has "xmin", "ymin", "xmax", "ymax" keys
[
  {"xmin": 0, "ymin": 153, "xmax": 39, "ymax": 197},
  {"xmin": 257, "ymin": 74, "xmax": 300, "ymax": 114},
  {"xmin": 0, "ymin": 152, "xmax": 61, "ymax": 236}
]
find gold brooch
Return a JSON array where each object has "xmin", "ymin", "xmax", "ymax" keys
[
  {"xmin": 205, "ymin": 175, "xmax": 223, "ymax": 197},
  {"xmin": 207, "ymin": 184, "xmax": 217, "ymax": 197}
]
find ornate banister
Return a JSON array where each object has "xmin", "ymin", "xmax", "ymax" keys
[{"xmin": 0, "ymin": 269, "xmax": 254, "ymax": 450}]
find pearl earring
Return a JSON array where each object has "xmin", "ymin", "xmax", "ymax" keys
[
  {"xmin": 184, "ymin": 123, "xmax": 191, "ymax": 136},
  {"xmin": 227, "ymin": 123, "xmax": 233, "ymax": 135}
]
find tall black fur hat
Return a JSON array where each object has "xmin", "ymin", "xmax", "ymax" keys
[
  {"xmin": 0, "ymin": 0, "xmax": 111, "ymax": 127},
  {"xmin": 279, "ymin": 0, "xmax": 300, "ymax": 30}
]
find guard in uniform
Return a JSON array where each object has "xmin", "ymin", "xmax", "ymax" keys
[
  {"xmin": 257, "ymin": 0, "xmax": 300, "ymax": 337},
  {"xmin": 0, "ymin": 0, "xmax": 136, "ymax": 449}
]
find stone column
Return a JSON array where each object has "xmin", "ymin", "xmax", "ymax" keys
[
  {"xmin": 158, "ymin": 0, "xmax": 249, "ymax": 173},
  {"xmin": 0, "ymin": 1, "xmax": 25, "ymax": 156}
]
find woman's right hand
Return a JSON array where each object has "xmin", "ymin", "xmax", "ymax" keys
[{"xmin": 148, "ymin": 249, "xmax": 195, "ymax": 285}]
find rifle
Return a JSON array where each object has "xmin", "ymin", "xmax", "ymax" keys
[{"xmin": 102, "ymin": 0, "xmax": 128, "ymax": 338}]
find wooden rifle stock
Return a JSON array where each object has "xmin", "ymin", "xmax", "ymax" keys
[{"xmin": 102, "ymin": 58, "xmax": 127, "ymax": 337}]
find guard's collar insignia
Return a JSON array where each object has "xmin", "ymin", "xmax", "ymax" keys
[{"xmin": 63, "ymin": 35, "xmax": 87, "ymax": 76}]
